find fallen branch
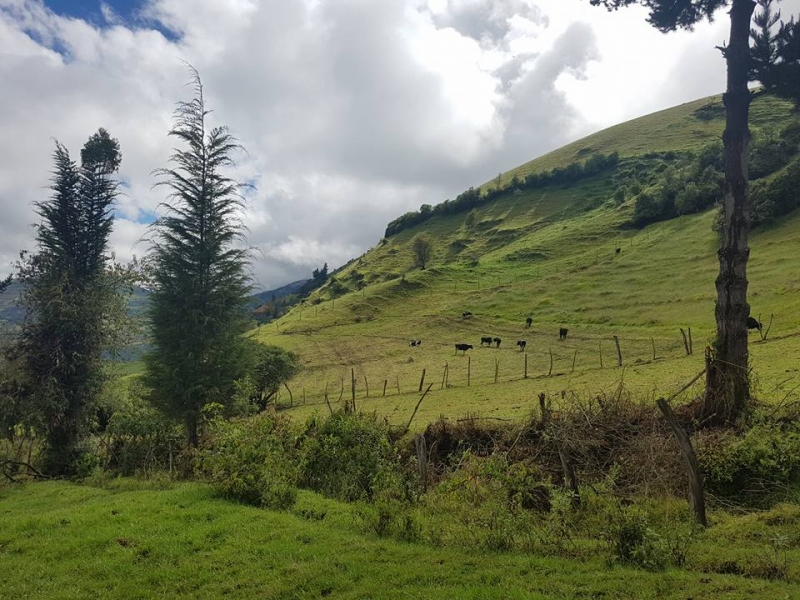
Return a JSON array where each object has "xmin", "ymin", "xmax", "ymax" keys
[
  {"xmin": 404, "ymin": 383, "xmax": 433, "ymax": 434},
  {"xmin": 1, "ymin": 459, "xmax": 49, "ymax": 482}
]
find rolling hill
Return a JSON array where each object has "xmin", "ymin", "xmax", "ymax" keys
[{"xmin": 250, "ymin": 92, "xmax": 800, "ymax": 428}]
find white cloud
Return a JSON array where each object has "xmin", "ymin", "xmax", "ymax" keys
[{"xmin": 2, "ymin": 0, "xmax": 793, "ymax": 289}]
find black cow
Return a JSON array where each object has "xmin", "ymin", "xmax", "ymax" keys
[
  {"xmin": 493, "ymin": 337, "xmax": 502, "ymax": 348},
  {"xmin": 462, "ymin": 311, "xmax": 473, "ymax": 320},
  {"xmin": 455, "ymin": 343, "xmax": 473, "ymax": 354},
  {"xmin": 746, "ymin": 316, "xmax": 762, "ymax": 331},
  {"xmin": 516, "ymin": 340, "xmax": 527, "ymax": 351},
  {"xmin": 409, "ymin": 339, "xmax": 422, "ymax": 347},
  {"xmin": 559, "ymin": 327, "xmax": 568, "ymax": 340},
  {"xmin": 526, "ymin": 317, "xmax": 532, "ymax": 328},
  {"xmin": 615, "ymin": 247, "xmax": 621, "ymax": 255},
  {"xmin": 480, "ymin": 336, "xmax": 493, "ymax": 346}
]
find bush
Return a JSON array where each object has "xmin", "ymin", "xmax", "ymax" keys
[
  {"xmin": 199, "ymin": 413, "xmax": 301, "ymax": 509},
  {"xmin": 750, "ymin": 157, "xmax": 800, "ymax": 226},
  {"xmin": 698, "ymin": 423, "xmax": 800, "ymax": 505},
  {"xmin": 301, "ymin": 412, "xmax": 402, "ymax": 502},
  {"xmin": 603, "ymin": 506, "xmax": 669, "ymax": 571}
]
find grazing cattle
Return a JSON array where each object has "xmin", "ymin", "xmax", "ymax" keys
[
  {"xmin": 462, "ymin": 311, "xmax": 473, "ymax": 320},
  {"xmin": 516, "ymin": 340, "xmax": 527, "ymax": 351},
  {"xmin": 409, "ymin": 339, "xmax": 422, "ymax": 347},
  {"xmin": 746, "ymin": 316, "xmax": 762, "ymax": 331},
  {"xmin": 559, "ymin": 327, "xmax": 568, "ymax": 340},
  {"xmin": 480, "ymin": 336, "xmax": 493, "ymax": 346},
  {"xmin": 455, "ymin": 343, "xmax": 473, "ymax": 354},
  {"xmin": 615, "ymin": 247, "xmax": 621, "ymax": 255},
  {"xmin": 526, "ymin": 317, "xmax": 533, "ymax": 328},
  {"xmin": 493, "ymin": 337, "xmax": 502, "ymax": 348}
]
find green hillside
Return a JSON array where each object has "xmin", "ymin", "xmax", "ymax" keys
[{"xmin": 252, "ymin": 93, "xmax": 800, "ymax": 428}]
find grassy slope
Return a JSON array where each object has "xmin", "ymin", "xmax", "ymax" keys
[
  {"xmin": 2, "ymin": 481, "xmax": 800, "ymax": 599},
  {"xmin": 250, "ymin": 94, "xmax": 800, "ymax": 428}
]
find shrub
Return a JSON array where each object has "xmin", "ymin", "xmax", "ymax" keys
[
  {"xmin": 301, "ymin": 412, "xmax": 401, "ymax": 502},
  {"xmin": 199, "ymin": 413, "xmax": 301, "ymax": 509},
  {"xmin": 698, "ymin": 423, "xmax": 800, "ymax": 505},
  {"xmin": 602, "ymin": 507, "xmax": 669, "ymax": 571}
]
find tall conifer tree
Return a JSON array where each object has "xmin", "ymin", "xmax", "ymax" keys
[
  {"xmin": 18, "ymin": 130, "xmax": 123, "ymax": 474},
  {"xmin": 145, "ymin": 69, "xmax": 251, "ymax": 447}
]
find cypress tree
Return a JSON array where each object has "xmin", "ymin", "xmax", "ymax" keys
[{"xmin": 145, "ymin": 69, "xmax": 251, "ymax": 447}]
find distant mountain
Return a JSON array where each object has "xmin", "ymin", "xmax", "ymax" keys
[
  {"xmin": 251, "ymin": 279, "xmax": 310, "ymax": 306},
  {"xmin": 0, "ymin": 282, "xmax": 26, "ymax": 330}
]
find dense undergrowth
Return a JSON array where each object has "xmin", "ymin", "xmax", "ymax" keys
[{"xmin": 10, "ymin": 388, "xmax": 790, "ymax": 579}]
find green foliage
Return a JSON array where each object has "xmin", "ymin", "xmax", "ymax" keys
[
  {"xmin": 200, "ymin": 413, "xmax": 300, "ymax": 509},
  {"xmin": 411, "ymin": 233, "xmax": 433, "ymax": 270},
  {"xmin": 751, "ymin": 156, "xmax": 800, "ymax": 226},
  {"xmin": 629, "ymin": 145, "xmax": 724, "ymax": 227},
  {"xmin": 698, "ymin": 423, "xmax": 800, "ymax": 504},
  {"xmin": 144, "ymin": 68, "xmax": 251, "ymax": 447},
  {"xmin": 236, "ymin": 343, "xmax": 301, "ymax": 411},
  {"xmin": 13, "ymin": 130, "xmax": 131, "ymax": 476},
  {"xmin": 384, "ymin": 152, "xmax": 620, "ymax": 237},
  {"xmin": 602, "ymin": 506, "xmax": 669, "ymax": 571},
  {"xmin": 301, "ymin": 412, "xmax": 399, "ymax": 502},
  {"xmin": 101, "ymin": 380, "xmax": 183, "ymax": 476}
]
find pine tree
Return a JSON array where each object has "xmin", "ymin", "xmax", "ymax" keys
[{"xmin": 144, "ymin": 68, "xmax": 251, "ymax": 447}]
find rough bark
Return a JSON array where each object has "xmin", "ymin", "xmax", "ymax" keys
[{"xmin": 705, "ymin": 0, "xmax": 756, "ymax": 425}]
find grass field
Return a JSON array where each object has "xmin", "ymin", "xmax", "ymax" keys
[
  {"xmin": 2, "ymin": 481, "xmax": 800, "ymax": 599},
  {"xmin": 251, "ymin": 197, "xmax": 800, "ymax": 430}
]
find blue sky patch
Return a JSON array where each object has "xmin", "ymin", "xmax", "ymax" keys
[{"xmin": 41, "ymin": 0, "xmax": 180, "ymax": 41}]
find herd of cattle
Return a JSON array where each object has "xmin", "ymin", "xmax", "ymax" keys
[
  {"xmin": 410, "ymin": 314, "xmax": 765, "ymax": 355},
  {"xmin": 409, "ymin": 314, "xmax": 571, "ymax": 354}
]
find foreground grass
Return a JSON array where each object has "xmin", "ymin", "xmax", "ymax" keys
[{"xmin": 1, "ymin": 481, "xmax": 799, "ymax": 599}]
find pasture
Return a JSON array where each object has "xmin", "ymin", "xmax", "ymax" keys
[
  {"xmin": 2, "ymin": 481, "xmax": 800, "ymax": 599},
  {"xmin": 252, "ymin": 203, "xmax": 800, "ymax": 429}
]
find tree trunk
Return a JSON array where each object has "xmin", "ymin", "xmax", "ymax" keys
[
  {"xmin": 705, "ymin": 0, "xmax": 756, "ymax": 425},
  {"xmin": 185, "ymin": 411, "xmax": 199, "ymax": 448}
]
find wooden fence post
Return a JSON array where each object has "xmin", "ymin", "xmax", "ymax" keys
[
  {"xmin": 414, "ymin": 434, "xmax": 428, "ymax": 492},
  {"xmin": 524, "ymin": 353, "xmax": 528, "ymax": 379},
  {"xmin": 657, "ymin": 398, "xmax": 707, "ymax": 526},
  {"xmin": 613, "ymin": 335, "xmax": 622, "ymax": 366},
  {"xmin": 680, "ymin": 328, "xmax": 690, "ymax": 356},
  {"xmin": 688, "ymin": 327, "xmax": 693, "ymax": 355},
  {"xmin": 651, "ymin": 337, "xmax": 656, "ymax": 361},
  {"xmin": 383, "ymin": 379, "xmax": 388, "ymax": 397},
  {"xmin": 571, "ymin": 350, "xmax": 577, "ymax": 373},
  {"xmin": 350, "ymin": 369, "xmax": 356, "ymax": 412},
  {"xmin": 467, "ymin": 356, "xmax": 471, "ymax": 386},
  {"xmin": 548, "ymin": 348, "xmax": 553, "ymax": 377},
  {"xmin": 557, "ymin": 441, "xmax": 580, "ymax": 509},
  {"xmin": 364, "ymin": 375, "xmax": 369, "ymax": 398},
  {"xmin": 418, "ymin": 369, "xmax": 426, "ymax": 393},
  {"xmin": 599, "ymin": 340, "xmax": 603, "ymax": 369},
  {"xmin": 495, "ymin": 358, "xmax": 499, "ymax": 384}
]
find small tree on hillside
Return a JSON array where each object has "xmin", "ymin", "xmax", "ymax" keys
[
  {"xmin": 412, "ymin": 233, "xmax": 433, "ymax": 270},
  {"xmin": 144, "ymin": 68, "xmax": 252, "ymax": 448},
  {"xmin": 16, "ymin": 130, "xmax": 129, "ymax": 474},
  {"xmin": 587, "ymin": 0, "xmax": 800, "ymax": 424}
]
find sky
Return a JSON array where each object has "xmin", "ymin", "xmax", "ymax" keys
[{"xmin": 1, "ymin": 0, "xmax": 799, "ymax": 291}]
